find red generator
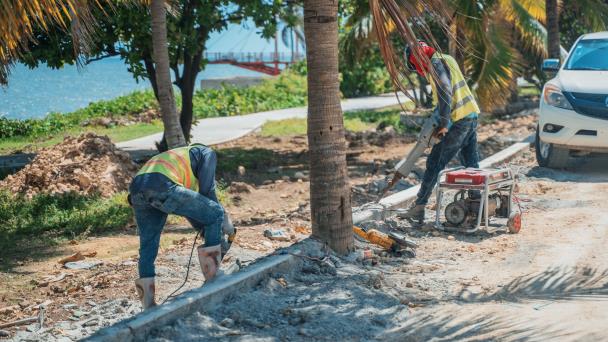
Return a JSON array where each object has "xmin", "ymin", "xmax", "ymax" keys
[{"xmin": 435, "ymin": 167, "xmax": 521, "ymax": 234}]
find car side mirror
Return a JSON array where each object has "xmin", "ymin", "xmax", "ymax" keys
[{"xmin": 542, "ymin": 59, "xmax": 560, "ymax": 72}]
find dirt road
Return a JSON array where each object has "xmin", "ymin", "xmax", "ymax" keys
[{"xmin": 148, "ymin": 151, "xmax": 608, "ymax": 341}]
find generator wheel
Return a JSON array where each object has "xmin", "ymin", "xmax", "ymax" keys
[{"xmin": 507, "ymin": 212, "xmax": 522, "ymax": 234}]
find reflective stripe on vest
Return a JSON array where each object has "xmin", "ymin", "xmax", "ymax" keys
[
  {"xmin": 136, "ymin": 146, "xmax": 199, "ymax": 192},
  {"xmin": 429, "ymin": 53, "xmax": 481, "ymax": 122}
]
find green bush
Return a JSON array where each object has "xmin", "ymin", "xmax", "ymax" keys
[
  {"xmin": 0, "ymin": 191, "xmax": 132, "ymax": 241},
  {"xmin": 192, "ymin": 71, "xmax": 307, "ymax": 118}
]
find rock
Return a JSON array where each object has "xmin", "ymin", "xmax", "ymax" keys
[
  {"xmin": 229, "ymin": 182, "xmax": 253, "ymax": 194},
  {"xmin": 261, "ymin": 241, "xmax": 273, "ymax": 249},
  {"xmin": 447, "ymin": 235, "xmax": 455, "ymax": 241},
  {"xmin": 263, "ymin": 229, "xmax": 290, "ymax": 241},
  {"xmin": 63, "ymin": 304, "xmax": 78, "ymax": 310},
  {"xmin": 0, "ymin": 330, "xmax": 9, "ymax": 337},
  {"xmin": 281, "ymin": 175, "xmax": 291, "ymax": 182},
  {"xmin": 237, "ymin": 165, "xmax": 246, "ymax": 176},
  {"xmin": 294, "ymin": 172, "xmax": 306, "ymax": 180},
  {"xmin": 262, "ymin": 180, "xmax": 274, "ymax": 185},
  {"xmin": 267, "ymin": 166, "xmax": 281, "ymax": 173},
  {"xmin": 64, "ymin": 260, "xmax": 102, "ymax": 270},
  {"xmin": 219, "ymin": 318, "xmax": 235, "ymax": 328}
]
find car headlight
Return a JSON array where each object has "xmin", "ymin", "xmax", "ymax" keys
[{"xmin": 543, "ymin": 84, "xmax": 573, "ymax": 110}]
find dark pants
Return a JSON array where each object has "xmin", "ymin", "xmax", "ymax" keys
[
  {"xmin": 416, "ymin": 118, "xmax": 479, "ymax": 205},
  {"xmin": 131, "ymin": 186, "xmax": 224, "ymax": 278}
]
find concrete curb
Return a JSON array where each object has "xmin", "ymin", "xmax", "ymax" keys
[
  {"xmin": 353, "ymin": 134, "xmax": 535, "ymax": 224},
  {"xmin": 85, "ymin": 253, "xmax": 298, "ymax": 342}
]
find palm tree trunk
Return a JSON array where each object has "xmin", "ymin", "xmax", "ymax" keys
[
  {"xmin": 303, "ymin": 0, "xmax": 354, "ymax": 254},
  {"xmin": 150, "ymin": 0, "xmax": 186, "ymax": 149},
  {"xmin": 546, "ymin": 0, "xmax": 560, "ymax": 59}
]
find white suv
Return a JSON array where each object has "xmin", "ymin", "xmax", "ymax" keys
[{"xmin": 536, "ymin": 31, "xmax": 608, "ymax": 168}]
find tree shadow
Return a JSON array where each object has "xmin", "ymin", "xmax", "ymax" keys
[{"xmin": 459, "ymin": 266, "xmax": 608, "ymax": 303}]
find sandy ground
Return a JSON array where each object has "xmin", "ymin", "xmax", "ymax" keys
[
  {"xmin": 148, "ymin": 151, "xmax": 608, "ymax": 341},
  {"xmin": 0, "ymin": 113, "xmax": 539, "ymax": 340}
]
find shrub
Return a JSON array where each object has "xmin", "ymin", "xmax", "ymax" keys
[{"xmin": 0, "ymin": 191, "xmax": 132, "ymax": 241}]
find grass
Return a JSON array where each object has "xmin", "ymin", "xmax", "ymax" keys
[
  {"xmin": 0, "ymin": 191, "xmax": 132, "ymax": 267},
  {"xmin": 518, "ymin": 86, "xmax": 541, "ymax": 97},
  {"xmin": 0, "ymin": 121, "xmax": 164, "ymax": 154},
  {"xmin": 260, "ymin": 105, "xmax": 411, "ymax": 137},
  {"xmin": 260, "ymin": 117, "xmax": 374, "ymax": 137}
]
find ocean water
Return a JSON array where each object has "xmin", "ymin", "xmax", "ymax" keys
[{"xmin": 0, "ymin": 57, "xmax": 264, "ymax": 120}]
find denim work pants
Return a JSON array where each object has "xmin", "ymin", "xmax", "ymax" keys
[
  {"xmin": 130, "ymin": 185, "xmax": 224, "ymax": 278},
  {"xmin": 416, "ymin": 118, "xmax": 480, "ymax": 205}
]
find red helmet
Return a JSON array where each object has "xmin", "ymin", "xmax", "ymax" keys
[{"xmin": 404, "ymin": 40, "xmax": 436, "ymax": 75}]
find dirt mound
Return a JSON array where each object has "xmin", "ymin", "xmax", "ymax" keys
[{"xmin": 0, "ymin": 133, "xmax": 138, "ymax": 198}]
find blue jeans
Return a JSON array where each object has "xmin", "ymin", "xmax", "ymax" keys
[
  {"xmin": 416, "ymin": 118, "xmax": 479, "ymax": 205},
  {"xmin": 130, "ymin": 185, "xmax": 224, "ymax": 278}
]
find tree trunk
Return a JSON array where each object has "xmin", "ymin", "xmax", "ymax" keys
[
  {"xmin": 303, "ymin": 0, "xmax": 354, "ymax": 254},
  {"xmin": 150, "ymin": 0, "xmax": 186, "ymax": 149},
  {"xmin": 546, "ymin": 0, "xmax": 561, "ymax": 59}
]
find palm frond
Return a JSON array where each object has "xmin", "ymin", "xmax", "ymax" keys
[
  {"xmin": 0, "ymin": 0, "xmax": 106, "ymax": 85},
  {"xmin": 568, "ymin": 0, "xmax": 608, "ymax": 31},
  {"xmin": 502, "ymin": 0, "xmax": 547, "ymax": 59},
  {"xmin": 369, "ymin": 0, "xmax": 450, "ymax": 102},
  {"xmin": 471, "ymin": 18, "xmax": 519, "ymax": 111}
]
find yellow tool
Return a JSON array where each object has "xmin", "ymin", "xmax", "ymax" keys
[{"xmin": 353, "ymin": 226, "xmax": 418, "ymax": 251}]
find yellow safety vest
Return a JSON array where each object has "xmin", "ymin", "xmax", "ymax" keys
[
  {"xmin": 136, "ymin": 146, "xmax": 199, "ymax": 192},
  {"xmin": 429, "ymin": 53, "xmax": 480, "ymax": 122}
]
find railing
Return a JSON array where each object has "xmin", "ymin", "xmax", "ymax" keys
[{"xmin": 204, "ymin": 52, "xmax": 305, "ymax": 64}]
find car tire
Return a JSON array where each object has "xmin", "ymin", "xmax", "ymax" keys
[{"xmin": 535, "ymin": 125, "xmax": 570, "ymax": 168}]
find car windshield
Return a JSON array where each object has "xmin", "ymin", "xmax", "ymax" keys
[{"xmin": 565, "ymin": 38, "xmax": 608, "ymax": 71}]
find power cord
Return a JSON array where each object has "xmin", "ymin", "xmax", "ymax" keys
[{"xmin": 162, "ymin": 231, "xmax": 200, "ymax": 304}]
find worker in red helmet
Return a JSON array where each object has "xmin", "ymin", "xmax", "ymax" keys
[{"xmin": 399, "ymin": 41, "xmax": 481, "ymax": 223}]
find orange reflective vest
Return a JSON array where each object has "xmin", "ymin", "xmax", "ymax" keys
[{"xmin": 136, "ymin": 146, "xmax": 199, "ymax": 192}]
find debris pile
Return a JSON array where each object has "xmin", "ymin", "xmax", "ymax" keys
[{"xmin": 0, "ymin": 133, "xmax": 138, "ymax": 197}]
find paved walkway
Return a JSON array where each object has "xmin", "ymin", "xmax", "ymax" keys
[{"xmin": 116, "ymin": 93, "xmax": 410, "ymax": 152}]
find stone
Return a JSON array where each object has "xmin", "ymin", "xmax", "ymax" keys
[
  {"xmin": 294, "ymin": 172, "xmax": 306, "ymax": 180},
  {"xmin": 447, "ymin": 235, "xmax": 455, "ymax": 241},
  {"xmin": 219, "ymin": 318, "xmax": 235, "ymax": 328},
  {"xmin": 237, "ymin": 166, "xmax": 246, "ymax": 176},
  {"xmin": 0, "ymin": 330, "xmax": 9, "ymax": 337}
]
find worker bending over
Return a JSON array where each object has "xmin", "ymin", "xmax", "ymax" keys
[
  {"xmin": 400, "ymin": 41, "xmax": 481, "ymax": 223},
  {"xmin": 128, "ymin": 144, "xmax": 233, "ymax": 310}
]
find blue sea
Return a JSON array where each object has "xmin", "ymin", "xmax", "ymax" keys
[{"xmin": 0, "ymin": 57, "xmax": 264, "ymax": 120}]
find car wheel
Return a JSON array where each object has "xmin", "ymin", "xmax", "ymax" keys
[{"xmin": 535, "ymin": 125, "xmax": 569, "ymax": 168}]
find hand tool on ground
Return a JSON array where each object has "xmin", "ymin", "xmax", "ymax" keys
[
  {"xmin": 435, "ymin": 167, "xmax": 522, "ymax": 234},
  {"xmin": 353, "ymin": 225, "xmax": 418, "ymax": 252},
  {"xmin": 376, "ymin": 110, "xmax": 442, "ymax": 202}
]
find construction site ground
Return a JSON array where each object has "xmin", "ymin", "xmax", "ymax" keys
[{"xmin": 5, "ymin": 111, "xmax": 606, "ymax": 340}]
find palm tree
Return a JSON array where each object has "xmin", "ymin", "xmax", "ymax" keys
[
  {"xmin": 150, "ymin": 0, "xmax": 186, "ymax": 148},
  {"xmin": 303, "ymin": 0, "xmax": 353, "ymax": 254},
  {"xmin": 0, "ymin": 0, "xmax": 100, "ymax": 84},
  {"xmin": 546, "ymin": 0, "xmax": 560, "ymax": 59}
]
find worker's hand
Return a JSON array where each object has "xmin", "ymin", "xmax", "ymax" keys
[{"xmin": 433, "ymin": 127, "xmax": 448, "ymax": 139}]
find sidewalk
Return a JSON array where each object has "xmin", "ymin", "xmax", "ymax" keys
[{"xmin": 116, "ymin": 93, "xmax": 410, "ymax": 152}]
